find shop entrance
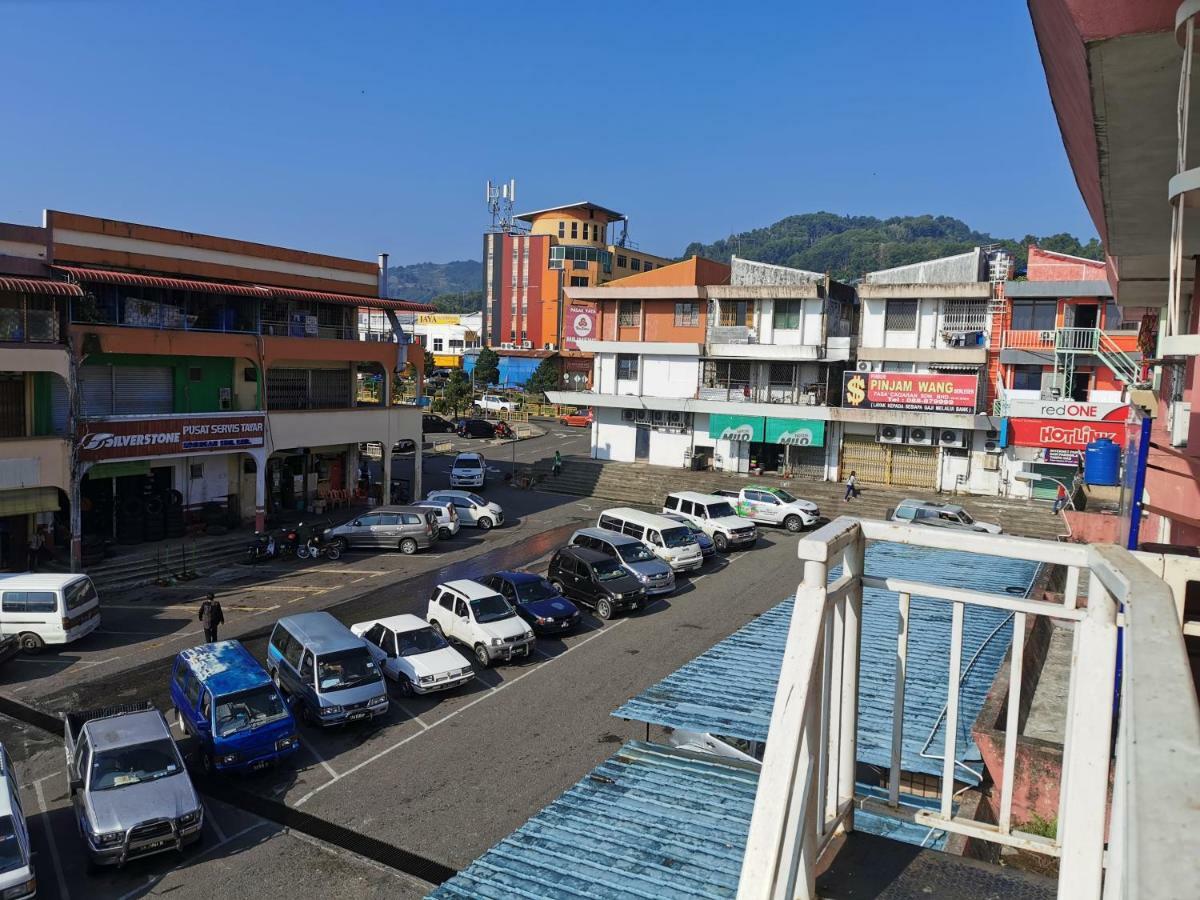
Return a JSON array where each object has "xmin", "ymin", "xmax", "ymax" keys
[
  {"xmin": 840, "ymin": 434, "xmax": 938, "ymax": 489},
  {"xmin": 81, "ymin": 463, "xmax": 175, "ymax": 544}
]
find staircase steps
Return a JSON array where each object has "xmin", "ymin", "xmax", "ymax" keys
[{"xmin": 82, "ymin": 533, "xmax": 252, "ymax": 595}]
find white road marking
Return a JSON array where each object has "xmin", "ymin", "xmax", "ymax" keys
[
  {"xmin": 233, "ymin": 584, "xmax": 327, "ymax": 592},
  {"xmin": 113, "ymin": 822, "xmax": 270, "ymax": 900},
  {"xmin": 389, "ymin": 699, "xmax": 430, "ymax": 729},
  {"xmin": 300, "ymin": 737, "xmax": 338, "ymax": 781},
  {"xmin": 294, "ymin": 618, "xmax": 629, "ymax": 806},
  {"xmin": 32, "ymin": 775, "xmax": 69, "ymax": 900},
  {"xmin": 207, "ymin": 804, "xmax": 228, "ymax": 842}
]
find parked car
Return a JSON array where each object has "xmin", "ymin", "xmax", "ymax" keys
[
  {"xmin": 425, "ymin": 490, "xmax": 504, "ymax": 529},
  {"xmin": 0, "ymin": 743, "xmax": 35, "ymax": 898},
  {"xmin": 889, "ymin": 500, "xmax": 1003, "ymax": 534},
  {"xmin": 558, "ymin": 408, "xmax": 594, "ymax": 427},
  {"xmin": 170, "ymin": 640, "xmax": 298, "ymax": 774},
  {"xmin": 450, "ymin": 451, "xmax": 487, "ymax": 488},
  {"xmin": 479, "ymin": 572, "xmax": 582, "ymax": 636},
  {"xmin": 351, "ymin": 614, "xmax": 474, "ymax": 697},
  {"xmin": 713, "ymin": 486, "xmax": 820, "ymax": 532},
  {"xmin": 595, "ymin": 507, "xmax": 704, "ymax": 573},
  {"xmin": 662, "ymin": 491, "xmax": 758, "ymax": 552},
  {"xmin": 324, "ymin": 506, "xmax": 439, "ymax": 554},
  {"xmin": 456, "ymin": 418, "xmax": 497, "ymax": 438},
  {"xmin": 422, "ymin": 413, "xmax": 456, "ymax": 434},
  {"xmin": 475, "ymin": 394, "xmax": 520, "ymax": 413},
  {"xmin": 660, "ymin": 512, "xmax": 716, "ymax": 560},
  {"xmin": 65, "ymin": 701, "xmax": 203, "ymax": 868},
  {"xmin": 0, "ymin": 632, "xmax": 18, "ymax": 669},
  {"xmin": 569, "ymin": 527, "xmax": 676, "ymax": 594},
  {"xmin": 392, "ymin": 438, "xmax": 416, "ymax": 453},
  {"xmin": 266, "ymin": 612, "xmax": 388, "ymax": 727},
  {"xmin": 413, "ymin": 500, "xmax": 460, "ymax": 539},
  {"xmin": 547, "ymin": 546, "xmax": 646, "ymax": 620},
  {"xmin": 426, "ymin": 580, "xmax": 534, "ymax": 667},
  {"xmin": 0, "ymin": 573, "xmax": 102, "ymax": 653}
]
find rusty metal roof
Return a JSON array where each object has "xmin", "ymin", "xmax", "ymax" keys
[{"xmin": 0, "ymin": 276, "xmax": 82, "ymax": 296}]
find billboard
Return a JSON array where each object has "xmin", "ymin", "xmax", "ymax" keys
[
  {"xmin": 1005, "ymin": 398, "xmax": 1127, "ymax": 421},
  {"xmin": 78, "ymin": 415, "xmax": 266, "ymax": 461},
  {"xmin": 764, "ymin": 417, "xmax": 825, "ymax": 447},
  {"xmin": 842, "ymin": 372, "xmax": 978, "ymax": 414},
  {"xmin": 1006, "ymin": 410, "xmax": 1127, "ymax": 450},
  {"xmin": 709, "ymin": 414, "xmax": 764, "ymax": 442},
  {"xmin": 563, "ymin": 305, "xmax": 598, "ymax": 351}
]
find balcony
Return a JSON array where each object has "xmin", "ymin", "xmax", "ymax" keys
[
  {"xmin": 698, "ymin": 383, "xmax": 827, "ymax": 406},
  {"xmin": 267, "ymin": 406, "xmax": 421, "ymax": 450}
]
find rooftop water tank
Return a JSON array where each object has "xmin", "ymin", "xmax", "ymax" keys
[{"xmin": 1084, "ymin": 437, "xmax": 1120, "ymax": 486}]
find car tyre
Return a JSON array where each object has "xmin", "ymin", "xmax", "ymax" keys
[
  {"xmin": 19, "ymin": 632, "xmax": 44, "ymax": 654},
  {"xmin": 325, "ymin": 542, "xmax": 343, "ymax": 561},
  {"xmin": 438, "ymin": 526, "xmax": 452, "ymax": 540},
  {"xmin": 596, "ymin": 599, "xmax": 613, "ymax": 620},
  {"xmin": 395, "ymin": 673, "xmax": 414, "ymax": 697},
  {"xmin": 473, "ymin": 644, "xmax": 492, "ymax": 668},
  {"xmin": 430, "ymin": 620, "xmax": 444, "ymax": 637},
  {"xmin": 713, "ymin": 533, "xmax": 729, "ymax": 553},
  {"xmin": 784, "ymin": 515, "xmax": 803, "ymax": 533},
  {"xmin": 477, "ymin": 517, "xmax": 493, "ymax": 530},
  {"xmin": 201, "ymin": 751, "xmax": 215, "ymax": 776},
  {"xmin": 399, "ymin": 538, "xmax": 418, "ymax": 555}
]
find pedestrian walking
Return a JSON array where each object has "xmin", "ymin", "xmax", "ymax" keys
[
  {"xmin": 26, "ymin": 527, "xmax": 44, "ymax": 572},
  {"xmin": 1052, "ymin": 483, "xmax": 1069, "ymax": 514},
  {"xmin": 553, "ymin": 450, "xmax": 563, "ymax": 477},
  {"xmin": 199, "ymin": 593, "xmax": 225, "ymax": 643},
  {"xmin": 844, "ymin": 470, "xmax": 858, "ymax": 502}
]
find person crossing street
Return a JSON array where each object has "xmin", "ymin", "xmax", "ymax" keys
[{"xmin": 199, "ymin": 593, "xmax": 225, "ymax": 643}]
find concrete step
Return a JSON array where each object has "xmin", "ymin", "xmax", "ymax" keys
[{"xmin": 85, "ymin": 534, "xmax": 252, "ymax": 594}]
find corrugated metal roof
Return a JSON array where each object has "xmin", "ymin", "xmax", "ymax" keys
[
  {"xmin": 428, "ymin": 741, "xmax": 757, "ymax": 900},
  {"xmin": 613, "ymin": 544, "xmax": 1037, "ymax": 783},
  {"xmin": 0, "ymin": 276, "xmax": 82, "ymax": 296}
]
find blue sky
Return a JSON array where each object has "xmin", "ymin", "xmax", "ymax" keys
[{"xmin": 3, "ymin": 1, "xmax": 1095, "ymax": 265}]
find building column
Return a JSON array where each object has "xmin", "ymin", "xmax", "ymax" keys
[
  {"xmin": 381, "ymin": 443, "xmax": 393, "ymax": 504},
  {"xmin": 69, "ymin": 463, "xmax": 86, "ymax": 573},
  {"xmin": 252, "ymin": 449, "xmax": 268, "ymax": 532},
  {"xmin": 412, "ymin": 437, "xmax": 423, "ymax": 503}
]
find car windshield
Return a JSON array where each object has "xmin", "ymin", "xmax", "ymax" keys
[
  {"xmin": 456, "ymin": 458, "xmax": 482, "ymax": 469},
  {"xmin": 770, "ymin": 488, "xmax": 797, "ymax": 503},
  {"xmin": 65, "ymin": 577, "xmax": 98, "ymax": 610},
  {"xmin": 661, "ymin": 526, "xmax": 694, "ymax": 548},
  {"xmin": 317, "ymin": 648, "xmax": 381, "ymax": 693},
  {"xmin": 705, "ymin": 502, "xmax": 737, "ymax": 518},
  {"xmin": 470, "ymin": 594, "xmax": 514, "ymax": 624},
  {"xmin": 516, "ymin": 579, "xmax": 559, "ymax": 602},
  {"xmin": 90, "ymin": 739, "xmax": 181, "ymax": 791},
  {"xmin": 0, "ymin": 816, "xmax": 22, "ymax": 874},
  {"xmin": 957, "ymin": 511, "xmax": 975, "ymax": 525},
  {"xmin": 618, "ymin": 543, "xmax": 655, "ymax": 563},
  {"xmin": 397, "ymin": 626, "xmax": 448, "ymax": 656},
  {"xmin": 215, "ymin": 685, "xmax": 288, "ymax": 737},
  {"xmin": 466, "ymin": 493, "xmax": 488, "ymax": 506},
  {"xmin": 593, "ymin": 560, "xmax": 627, "ymax": 581}
]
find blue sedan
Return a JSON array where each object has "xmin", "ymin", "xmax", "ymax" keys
[
  {"xmin": 481, "ymin": 572, "xmax": 582, "ymax": 636},
  {"xmin": 661, "ymin": 512, "xmax": 716, "ymax": 560}
]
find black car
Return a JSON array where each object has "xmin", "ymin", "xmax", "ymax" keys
[
  {"xmin": 456, "ymin": 418, "xmax": 496, "ymax": 438},
  {"xmin": 423, "ymin": 414, "xmax": 456, "ymax": 434},
  {"xmin": 392, "ymin": 438, "xmax": 416, "ymax": 453},
  {"xmin": 547, "ymin": 546, "xmax": 646, "ymax": 620},
  {"xmin": 481, "ymin": 572, "xmax": 582, "ymax": 636}
]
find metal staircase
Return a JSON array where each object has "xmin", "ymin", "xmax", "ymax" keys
[{"xmin": 1051, "ymin": 327, "xmax": 1144, "ymax": 390}]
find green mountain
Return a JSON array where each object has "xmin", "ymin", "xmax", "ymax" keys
[
  {"xmin": 682, "ymin": 212, "xmax": 1102, "ymax": 281},
  {"xmin": 386, "ymin": 260, "xmax": 481, "ymax": 302}
]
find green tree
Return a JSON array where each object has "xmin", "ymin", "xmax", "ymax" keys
[
  {"xmin": 525, "ymin": 358, "xmax": 562, "ymax": 398},
  {"xmin": 474, "ymin": 347, "xmax": 500, "ymax": 387},
  {"xmin": 423, "ymin": 349, "xmax": 435, "ymax": 373},
  {"xmin": 442, "ymin": 370, "xmax": 472, "ymax": 417}
]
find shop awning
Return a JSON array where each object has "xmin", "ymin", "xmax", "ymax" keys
[
  {"xmin": 54, "ymin": 266, "xmax": 271, "ymax": 298},
  {"xmin": 265, "ymin": 285, "xmax": 433, "ymax": 312},
  {"xmin": 0, "ymin": 487, "xmax": 60, "ymax": 517},
  {"xmin": 0, "ymin": 276, "xmax": 82, "ymax": 297}
]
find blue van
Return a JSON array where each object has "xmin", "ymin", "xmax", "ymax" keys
[
  {"xmin": 266, "ymin": 612, "xmax": 388, "ymax": 727},
  {"xmin": 170, "ymin": 641, "xmax": 299, "ymax": 774}
]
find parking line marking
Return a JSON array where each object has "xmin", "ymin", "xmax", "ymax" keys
[
  {"xmin": 294, "ymin": 619, "xmax": 629, "ymax": 807},
  {"xmin": 389, "ymin": 699, "xmax": 430, "ymax": 729},
  {"xmin": 32, "ymin": 776, "xmax": 70, "ymax": 900},
  {"xmin": 233, "ymin": 584, "xmax": 327, "ymax": 592},
  {"xmin": 300, "ymin": 738, "xmax": 338, "ymax": 781},
  {"xmin": 207, "ymin": 805, "xmax": 228, "ymax": 842},
  {"xmin": 115, "ymin": 821, "xmax": 269, "ymax": 900}
]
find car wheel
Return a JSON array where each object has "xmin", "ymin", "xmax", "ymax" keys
[
  {"xmin": 714, "ymin": 533, "xmax": 729, "ymax": 553},
  {"xmin": 325, "ymin": 542, "xmax": 343, "ymax": 561},
  {"xmin": 201, "ymin": 751, "xmax": 215, "ymax": 776},
  {"xmin": 473, "ymin": 644, "xmax": 492, "ymax": 668},
  {"xmin": 549, "ymin": 578, "xmax": 566, "ymax": 594},
  {"xmin": 300, "ymin": 704, "xmax": 316, "ymax": 727},
  {"xmin": 399, "ymin": 538, "xmax": 418, "ymax": 555},
  {"xmin": 596, "ymin": 599, "xmax": 613, "ymax": 620},
  {"xmin": 785, "ymin": 515, "xmax": 803, "ymax": 533},
  {"xmin": 395, "ymin": 673, "xmax": 414, "ymax": 697},
  {"xmin": 477, "ymin": 517, "xmax": 493, "ymax": 531},
  {"xmin": 19, "ymin": 632, "xmax": 44, "ymax": 654},
  {"xmin": 439, "ymin": 526, "xmax": 452, "ymax": 540},
  {"xmin": 430, "ymin": 620, "xmax": 444, "ymax": 637}
]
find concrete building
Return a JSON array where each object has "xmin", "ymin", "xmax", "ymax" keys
[
  {"xmin": 400, "ymin": 311, "xmax": 481, "ymax": 370},
  {"xmin": 0, "ymin": 210, "xmax": 429, "ymax": 571}
]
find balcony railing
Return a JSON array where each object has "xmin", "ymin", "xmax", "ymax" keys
[
  {"xmin": 698, "ymin": 383, "xmax": 827, "ymax": 406},
  {"xmin": 737, "ymin": 517, "xmax": 1200, "ymax": 900},
  {"xmin": 1002, "ymin": 329, "xmax": 1057, "ymax": 350}
]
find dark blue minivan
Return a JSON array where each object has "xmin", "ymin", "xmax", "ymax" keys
[{"xmin": 170, "ymin": 640, "xmax": 299, "ymax": 774}]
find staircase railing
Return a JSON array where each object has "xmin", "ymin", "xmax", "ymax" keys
[
  {"xmin": 1055, "ymin": 327, "xmax": 1142, "ymax": 386},
  {"xmin": 737, "ymin": 518, "xmax": 1200, "ymax": 900}
]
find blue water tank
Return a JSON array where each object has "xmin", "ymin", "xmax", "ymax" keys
[{"xmin": 1084, "ymin": 437, "xmax": 1121, "ymax": 486}]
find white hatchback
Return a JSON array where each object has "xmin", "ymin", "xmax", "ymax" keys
[
  {"xmin": 351, "ymin": 614, "xmax": 475, "ymax": 697},
  {"xmin": 427, "ymin": 579, "xmax": 534, "ymax": 668},
  {"xmin": 425, "ymin": 490, "xmax": 504, "ymax": 530}
]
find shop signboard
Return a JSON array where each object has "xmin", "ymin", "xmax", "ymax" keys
[
  {"xmin": 1005, "ymin": 398, "xmax": 1127, "ymax": 421},
  {"xmin": 764, "ymin": 417, "xmax": 825, "ymax": 447},
  {"xmin": 563, "ymin": 305, "xmax": 598, "ymax": 351},
  {"xmin": 1007, "ymin": 414, "xmax": 1125, "ymax": 451},
  {"xmin": 78, "ymin": 415, "xmax": 266, "ymax": 461},
  {"xmin": 1042, "ymin": 448, "xmax": 1082, "ymax": 465},
  {"xmin": 842, "ymin": 372, "xmax": 978, "ymax": 413},
  {"xmin": 709, "ymin": 414, "xmax": 764, "ymax": 442}
]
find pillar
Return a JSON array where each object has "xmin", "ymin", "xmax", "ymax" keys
[
  {"xmin": 412, "ymin": 437, "xmax": 423, "ymax": 503},
  {"xmin": 381, "ymin": 444, "xmax": 393, "ymax": 505},
  {"xmin": 69, "ymin": 465, "xmax": 85, "ymax": 573},
  {"xmin": 251, "ymin": 450, "xmax": 267, "ymax": 532}
]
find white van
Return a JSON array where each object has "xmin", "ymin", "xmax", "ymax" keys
[
  {"xmin": 596, "ymin": 508, "xmax": 704, "ymax": 573},
  {"xmin": 662, "ymin": 491, "xmax": 758, "ymax": 553},
  {"xmin": 0, "ymin": 573, "xmax": 102, "ymax": 653}
]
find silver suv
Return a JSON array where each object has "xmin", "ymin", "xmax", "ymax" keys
[{"xmin": 325, "ymin": 506, "xmax": 439, "ymax": 555}]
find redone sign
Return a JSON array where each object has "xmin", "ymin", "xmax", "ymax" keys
[{"xmin": 1005, "ymin": 398, "xmax": 1127, "ymax": 421}]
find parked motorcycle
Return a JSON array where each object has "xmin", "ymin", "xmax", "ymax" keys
[
  {"xmin": 276, "ymin": 525, "xmax": 301, "ymax": 558},
  {"xmin": 494, "ymin": 421, "xmax": 514, "ymax": 439},
  {"xmin": 296, "ymin": 522, "xmax": 342, "ymax": 561},
  {"xmin": 246, "ymin": 531, "xmax": 278, "ymax": 563}
]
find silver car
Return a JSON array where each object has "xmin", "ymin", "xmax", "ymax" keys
[
  {"xmin": 569, "ymin": 527, "xmax": 676, "ymax": 595},
  {"xmin": 325, "ymin": 505, "xmax": 439, "ymax": 555},
  {"xmin": 888, "ymin": 500, "xmax": 1002, "ymax": 534}
]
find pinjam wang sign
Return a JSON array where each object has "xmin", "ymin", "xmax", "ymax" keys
[
  {"xmin": 78, "ymin": 415, "xmax": 265, "ymax": 461},
  {"xmin": 842, "ymin": 372, "xmax": 978, "ymax": 414}
]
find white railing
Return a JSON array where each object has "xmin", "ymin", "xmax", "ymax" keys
[{"xmin": 737, "ymin": 517, "xmax": 1200, "ymax": 900}]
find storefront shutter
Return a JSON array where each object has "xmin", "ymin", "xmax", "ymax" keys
[
  {"xmin": 48, "ymin": 373, "xmax": 69, "ymax": 433},
  {"xmin": 113, "ymin": 366, "xmax": 173, "ymax": 415},
  {"xmin": 78, "ymin": 366, "xmax": 114, "ymax": 417}
]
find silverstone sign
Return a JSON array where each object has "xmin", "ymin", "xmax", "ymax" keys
[{"xmin": 78, "ymin": 415, "xmax": 265, "ymax": 461}]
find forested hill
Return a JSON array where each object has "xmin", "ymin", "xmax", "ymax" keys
[{"xmin": 682, "ymin": 212, "xmax": 1102, "ymax": 281}]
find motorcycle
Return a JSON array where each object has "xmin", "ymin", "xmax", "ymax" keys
[
  {"xmin": 494, "ymin": 421, "xmax": 514, "ymax": 439},
  {"xmin": 246, "ymin": 531, "xmax": 278, "ymax": 563},
  {"xmin": 296, "ymin": 523, "xmax": 342, "ymax": 561}
]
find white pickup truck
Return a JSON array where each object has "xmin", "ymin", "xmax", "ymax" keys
[
  {"xmin": 713, "ymin": 486, "xmax": 820, "ymax": 532},
  {"xmin": 474, "ymin": 394, "xmax": 520, "ymax": 413}
]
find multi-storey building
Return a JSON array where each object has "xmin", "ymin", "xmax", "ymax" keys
[
  {"xmin": 0, "ymin": 210, "xmax": 428, "ymax": 571},
  {"xmin": 547, "ymin": 255, "xmax": 856, "ymax": 479}
]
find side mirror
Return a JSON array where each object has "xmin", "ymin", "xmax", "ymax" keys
[
  {"xmin": 196, "ymin": 720, "xmax": 211, "ymax": 734},
  {"xmin": 68, "ymin": 776, "xmax": 82, "ymax": 793},
  {"xmin": 352, "ymin": 520, "xmax": 362, "ymax": 527}
]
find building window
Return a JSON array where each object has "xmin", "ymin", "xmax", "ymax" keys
[
  {"xmin": 885, "ymin": 299, "xmax": 919, "ymax": 331},
  {"xmin": 1010, "ymin": 300, "xmax": 1057, "ymax": 331},
  {"xmin": 571, "ymin": 222, "xmax": 578, "ymax": 239},
  {"xmin": 774, "ymin": 299, "xmax": 803, "ymax": 330},
  {"xmin": 1011, "ymin": 364, "xmax": 1044, "ymax": 391},
  {"xmin": 630, "ymin": 258, "xmax": 642, "ymax": 272},
  {"xmin": 720, "ymin": 300, "xmax": 749, "ymax": 327},
  {"xmin": 449, "ymin": 339, "xmax": 464, "ymax": 349},
  {"xmin": 432, "ymin": 338, "xmax": 444, "ymax": 351},
  {"xmin": 644, "ymin": 262, "xmax": 654, "ymax": 272},
  {"xmin": 617, "ymin": 354, "xmax": 639, "ymax": 381},
  {"xmin": 570, "ymin": 276, "xmax": 589, "ymax": 287},
  {"xmin": 674, "ymin": 302, "xmax": 699, "ymax": 327},
  {"xmin": 617, "ymin": 254, "xmax": 627, "ymax": 268},
  {"xmin": 558, "ymin": 221, "xmax": 565, "ymax": 238},
  {"xmin": 881, "ymin": 361, "xmax": 916, "ymax": 373},
  {"xmin": 618, "ymin": 300, "xmax": 641, "ymax": 327}
]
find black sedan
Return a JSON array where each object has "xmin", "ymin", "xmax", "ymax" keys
[
  {"xmin": 455, "ymin": 418, "xmax": 496, "ymax": 438},
  {"xmin": 422, "ymin": 414, "xmax": 457, "ymax": 433}
]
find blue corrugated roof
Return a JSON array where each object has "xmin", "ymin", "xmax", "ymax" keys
[
  {"xmin": 428, "ymin": 741, "xmax": 757, "ymax": 900},
  {"xmin": 613, "ymin": 544, "xmax": 1037, "ymax": 783}
]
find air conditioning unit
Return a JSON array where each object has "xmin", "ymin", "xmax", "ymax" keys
[
  {"xmin": 1169, "ymin": 400, "xmax": 1191, "ymax": 447},
  {"xmin": 877, "ymin": 425, "xmax": 906, "ymax": 444},
  {"xmin": 982, "ymin": 453, "xmax": 1001, "ymax": 471},
  {"xmin": 667, "ymin": 410, "xmax": 684, "ymax": 425},
  {"xmin": 986, "ymin": 429, "xmax": 999, "ymax": 440},
  {"xmin": 937, "ymin": 428, "xmax": 966, "ymax": 448},
  {"xmin": 521, "ymin": 340, "xmax": 532, "ymax": 349},
  {"xmin": 907, "ymin": 426, "xmax": 934, "ymax": 446},
  {"xmin": 622, "ymin": 409, "xmax": 635, "ymax": 421},
  {"xmin": 856, "ymin": 360, "xmax": 875, "ymax": 373},
  {"xmin": 501, "ymin": 342, "xmax": 515, "ymax": 349},
  {"xmin": 1038, "ymin": 330, "xmax": 1056, "ymax": 343},
  {"xmin": 983, "ymin": 438, "xmax": 1002, "ymax": 454},
  {"xmin": 651, "ymin": 410, "xmax": 665, "ymax": 424}
]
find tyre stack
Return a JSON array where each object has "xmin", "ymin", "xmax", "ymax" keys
[
  {"xmin": 143, "ymin": 494, "xmax": 166, "ymax": 542},
  {"xmin": 164, "ymin": 490, "xmax": 185, "ymax": 539},
  {"xmin": 202, "ymin": 502, "xmax": 228, "ymax": 536},
  {"xmin": 116, "ymin": 496, "xmax": 144, "ymax": 545}
]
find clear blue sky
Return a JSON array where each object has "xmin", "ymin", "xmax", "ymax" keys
[{"xmin": 3, "ymin": 0, "xmax": 1095, "ymax": 265}]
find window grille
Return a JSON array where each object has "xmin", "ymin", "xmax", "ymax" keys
[
  {"xmin": 618, "ymin": 301, "xmax": 640, "ymax": 327},
  {"xmin": 885, "ymin": 299, "xmax": 918, "ymax": 331}
]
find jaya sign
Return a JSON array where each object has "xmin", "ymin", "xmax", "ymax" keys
[
  {"xmin": 1005, "ymin": 398, "xmax": 1128, "ymax": 421},
  {"xmin": 563, "ymin": 305, "xmax": 598, "ymax": 351},
  {"xmin": 764, "ymin": 417, "xmax": 825, "ymax": 447},
  {"xmin": 78, "ymin": 415, "xmax": 266, "ymax": 461},
  {"xmin": 842, "ymin": 372, "xmax": 978, "ymax": 414}
]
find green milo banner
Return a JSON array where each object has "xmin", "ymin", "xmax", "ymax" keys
[
  {"xmin": 764, "ymin": 417, "xmax": 825, "ymax": 447},
  {"xmin": 708, "ymin": 414, "xmax": 764, "ymax": 442}
]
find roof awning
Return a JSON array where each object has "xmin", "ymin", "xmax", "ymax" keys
[
  {"xmin": 264, "ymin": 285, "xmax": 433, "ymax": 312},
  {"xmin": 0, "ymin": 486, "xmax": 60, "ymax": 517},
  {"xmin": 0, "ymin": 276, "xmax": 82, "ymax": 297},
  {"xmin": 54, "ymin": 266, "xmax": 270, "ymax": 298}
]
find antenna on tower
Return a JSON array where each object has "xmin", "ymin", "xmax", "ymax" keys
[{"xmin": 485, "ymin": 178, "xmax": 518, "ymax": 234}]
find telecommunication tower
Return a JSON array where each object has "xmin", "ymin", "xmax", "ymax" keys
[{"xmin": 485, "ymin": 179, "xmax": 517, "ymax": 233}]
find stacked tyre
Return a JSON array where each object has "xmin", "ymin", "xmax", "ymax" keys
[
  {"xmin": 202, "ymin": 502, "xmax": 227, "ymax": 536},
  {"xmin": 165, "ymin": 490, "xmax": 185, "ymax": 538},
  {"xmin": 116, "ymin": 496, "xmax": 144, "ymax": 544},
  {"xmin": 143, "ymin": 494, "xmax": 165, "ymax": 542}
]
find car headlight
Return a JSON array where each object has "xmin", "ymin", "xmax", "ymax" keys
[
  {"xmin": 490, "ymin": 637, "xmax": 503, "ymax": 647},
  {"xmin": 321, "ymin": 705, "xmax": 343, "ymax": 716},
  {"xmin": 369, "ymin": 694, "xmax": 389, "ymax": 706},
  {"xmin": 178, "ymin": 809, "xmax": 202, "ymax": 827},
  {"xmin": 220, "ymin": 753, "xmax": 240, "ymax": 765},
  {"xmin": 614, "ymin": 593, "xmax": 624, "ymax": 600},
  {"xmin": 419, "ymin": 675, "xmax": 435, "ymax": 684},
  {"xmin": 636, "ymin": 572, "xmax": 650, "ymax": 583},
  {"xmin": 1, "ymin": 877, "xmax": 35, "ymax": 899},
  {"xmin": 523, "ymin": 630, "xmax": 534, "ymax": 640},
  {"xmin": 94, "ymin": 830, "xmax": 123, "ymax": 847}
]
